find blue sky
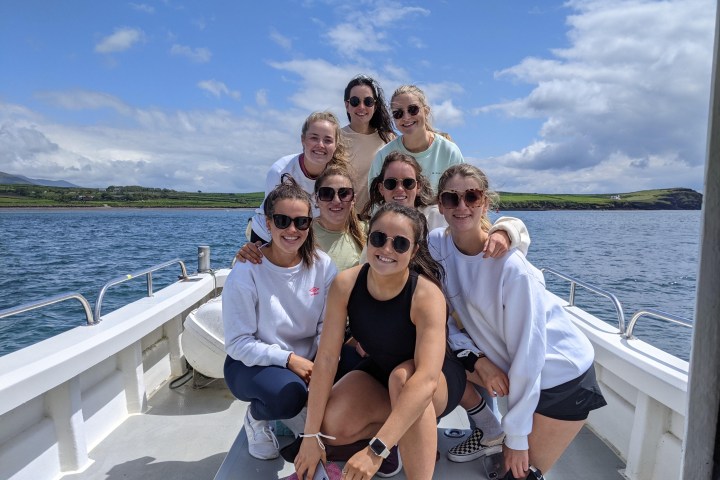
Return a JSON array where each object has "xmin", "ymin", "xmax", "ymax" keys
[{"xmin": 0, "ymin": 0, "xmax": 715, "ymax": 194}]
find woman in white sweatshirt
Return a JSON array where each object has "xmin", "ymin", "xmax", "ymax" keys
[
  {"xmin": 428, "ymin": 164, "xmax": 606, "ymax": 479},
  {"xmin": 223, "ymin": 174, "xmax": 337, "ymax": 461}
]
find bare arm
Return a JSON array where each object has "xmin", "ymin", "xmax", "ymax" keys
[
  {"xmin": 370, "ymin": 277, "xmax": 447, "ymax": 447},
  {"xmin": 234, "ymin": 241, "xmax": 264, "ymax": 264},
  {"xmin": 294, "ymin": 268, "xmax": 359, "ymax": 480}
]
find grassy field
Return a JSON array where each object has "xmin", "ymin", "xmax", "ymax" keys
[{"xmin": 0, "ymin": 184, "xmax": 701, "ymax": 210}]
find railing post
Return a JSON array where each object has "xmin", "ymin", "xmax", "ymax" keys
[
  {"xmin": 198, "ymin": 245, "xmax": 211, "ymax": 273},
  {"xmin": 147, "ymin": 272, "xmax": 153, "ymax": 297}
]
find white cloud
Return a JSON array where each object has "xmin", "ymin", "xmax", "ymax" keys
[
  {"xmin": 325, "ymin": 2, "xmax": 429, "ymax": 56},
  {"xmin": 36, "ymin": 90, "xmax": 133, "ymax": 115},
  {"xmin": 270, "ymin": 28, "xmax": 292, "ymax": 49},
  {"xmin": 0, "ymin": 98, "xmax": 300, "ymax": 192},
  {"xmin": 129, "ymin": 3, "xmax": 154, "ymax": 13},
  {"xmin": 256, "ymin": 90, "xmax": 268, "ymax": 106},
  {"xmin": 476, "ymin": 0, "xmax": 714, "ymax": 191},
  {"xmin": 170, "ymin": 44, "xmax": 212, "ymax": 63},
  {"xmin": 326, "ymin": 24, "xmax": 390, "ymax": 56},
  {"xmin": 198, "ymin": 80, "xmax": 241, "ymax": 100},
  {"xmin": 95, "ymin": 27, "xmax": 145, "ymax": 53}
]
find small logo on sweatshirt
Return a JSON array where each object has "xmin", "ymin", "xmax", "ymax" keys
[{"xmin": 309, "ymin": 287, "xmax": 320, "ymax": 296}]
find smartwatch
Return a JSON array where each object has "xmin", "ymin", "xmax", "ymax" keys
[{"xmin": 368, "ymin": 437, "xmax": 391, "ymax": 459}]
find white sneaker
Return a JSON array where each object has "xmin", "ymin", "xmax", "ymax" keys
[
  {"xmin": 281, "ymin": 406, "xmax": 307, "ymax": 437},
  {"xmin": 447, "ymin": 428, "xmax": 504, "ymax": 463},
  {"xmin": 244, "ymin": 409, "xmax": 280, "ymax": 460}
]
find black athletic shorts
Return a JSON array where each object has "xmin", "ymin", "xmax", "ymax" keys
[
  {"xmin": 352, "ymin": 354, "xmax": 466, "ymax": 419},
  {"xmin": 535, "ymin": 364, "xmax": 607, "ymax": 421}
]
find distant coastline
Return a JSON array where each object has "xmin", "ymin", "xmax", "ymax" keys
[{"xmin": 0, "ymin": 184, "xmax": 702, "ymax": 210}]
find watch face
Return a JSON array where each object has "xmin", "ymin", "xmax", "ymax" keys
[{"xmin": 369, "ymin": 438, "xmax": 388, "ymax": 457}]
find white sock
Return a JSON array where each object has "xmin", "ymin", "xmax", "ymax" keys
[{"xmin": 468, "ymin": 399, "xmax": 504, "ymax": 439}]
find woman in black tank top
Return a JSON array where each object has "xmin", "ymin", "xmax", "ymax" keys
[{"xmin": 294, "ymin": 203, "xmax": 465, "ymax": 480}]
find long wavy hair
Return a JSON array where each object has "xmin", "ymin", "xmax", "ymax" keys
[
  {"xmin": 437, "ymin": 164, "xmax": 497, "ymax": 233},
  {"xmin": 368, "ymin": 202, "xmax": 444, "ymax": 289},
  {"xmin": 263, "ymin": 173, "xmax": 318, "ymax": 267},
  {"xmin": 360, "ymin": 151, "xmax": 436, "ymax": 221},
  {"xmin": 301, "ymin": 111, "xmax": 351, "ymax": 173},
  {"xmin": 344, "ymin": 75, "xmax": 395, "ymax": 143},
  {"xmin": 391, "ymin": 85, "xmax": 434, "ymax": 133},
  {"xmin": 313, "ymin": 164, "xmax": 365, "ymax": 250}
]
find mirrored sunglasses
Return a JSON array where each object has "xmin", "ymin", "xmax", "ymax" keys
[
  {"xmin": 272, "ymin": 214, "xmax": 312, "ymax": 231},
  {"xmin": 348, "ymin": 96, "xmax": 376, "ymax": 107},
  {"xmin": 317, "ymin": 186, "xmax": 355, "ymax": 202},
  {"xmin": 392, "ymin": 104, "xmax": 420, "ymax": 120},
  {"xmin": 382, "ymin": 177, "xmax": 417, "ymax": 191},
  {"xmin": 439, "ymin": 189, "xmax": 485, "ymax": 209},
  {"xmin": 368, "ymin": 231, "xmax": 412, "ymax": 254}
]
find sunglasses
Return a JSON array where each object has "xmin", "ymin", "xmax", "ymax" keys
[
  {"xmin": 391, "ymin": 104, "xmax": 420, "ymax": 120},
  {"xmin": 317, "ymin": 186, "xmax": 354, "ymax": 202},
  {"xmin": 382, "ymin": 177, "xmax": 417, "ymax": 191},
  {"xmin": 439, "ymin": 189, "xmax": 485, "ymax": 209},
  {"xmin": 368, "ymin": 231, "xmax": 412, "ymax": 254},
  {"xmin": 272, "ymin": 214, "xmax": 312, "ymax": 231},
  {"xmin": 348, "ymin": 96, "xmax": 376, "ymax": 107}
]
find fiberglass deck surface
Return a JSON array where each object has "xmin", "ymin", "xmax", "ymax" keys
[{"xmin": 63, "ymin": 380, "xmax": 625, "ymax": 480}]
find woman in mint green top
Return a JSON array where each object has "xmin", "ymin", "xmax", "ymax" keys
[{"xmin": 369, "ymin": 84, "xmax": 464, "ymax": 194}]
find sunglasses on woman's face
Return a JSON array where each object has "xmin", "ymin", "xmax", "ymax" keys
[
  {"xmin": 317, "ymin": 186, "xmax": 354, "ymax": 202},
  {"xmin": 439, "ymin": 189, "xmax": 485, "ymax": 209},
  {"xmin": 368, "ymin": 230, "xmax": 412, "ymax": 254},
  {"xmin": 391, "ymin": 104, "xmax": 420, "ymax": 120},
  {"xmin": 272, "ymin": 214, "xmax": 312, "ymax": 231},
  {"xmin": 382, "ymin": 177, "xmax": 417, "ymax": 191},
  {"xmin": 348, "ymin": 96, "xmax": 376, "ymax": 108}
]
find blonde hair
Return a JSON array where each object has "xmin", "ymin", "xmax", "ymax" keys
[
  {"xmin": 391, "ymin": 85, "xmax": 434, "ymax": 133},
  {"xmin": 314, "ymin": 164, "xmax": 365, "ymax": 250},
  {"xmin": 437, "ymin": 164, "xmax": 497, "ymax": 233},
  {"xmin": 301, "ymin": 111, "xmax": 351, "ymax": 172}
]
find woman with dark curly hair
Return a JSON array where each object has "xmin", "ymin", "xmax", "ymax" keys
[{"xmin": 342, "ymin": 74, "xmax": 396, "ymax": 213}]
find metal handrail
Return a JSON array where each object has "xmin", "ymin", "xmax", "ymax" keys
[
  {"xmin": 625, "ymin": 308, "xmax": 693, "ymax": 339},
  {"xmin": 541, "ymin": 267, "xmax": 626, "ymax": 333},
  {"xmin": 0, "ymin": 292, "xmax": 95, "ymax": 325},
  {"xmin": 94, "ymin": 258, "xmax": 189, "ymax": 322}
]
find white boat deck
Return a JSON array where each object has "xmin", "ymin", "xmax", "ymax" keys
[{"xmin": 62, "ymin": 377, "xmax": 625, "ymax": 480}]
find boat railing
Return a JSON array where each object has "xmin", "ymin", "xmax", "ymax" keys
[
  {"xmin": 625, "ymin": 308, "xmax": 693, "ymax": 339},
  {"xmin": 541, "ymin": 267, "xmax": 626, "ymax": 333},
  {"xmin": 94, "ymin": 258, "xmax": 189, "ymax": 322},
  {"xmin": 0, "ymin": 292, "xmax": 95, "ymax": 325}
]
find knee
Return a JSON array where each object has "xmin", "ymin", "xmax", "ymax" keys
[
  {"xmin": 388, "ymin": 362, "xmax": 414, "ymax": 398},
  {"xmin": 270, "ymin": 381, "xmax": 307, "ymax": 418}
]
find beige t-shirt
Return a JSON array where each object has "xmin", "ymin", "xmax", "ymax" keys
[{"xmin": 341, "ymin": 125, "xmax": 387, "ymax": 214}]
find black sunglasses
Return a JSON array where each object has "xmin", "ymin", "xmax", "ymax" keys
[
  {"xmin": 439, "ymin": 189, "xmax": 485, "ymax": 209},
  {"xmin": 348, "ymin": 96, "xmax": 376, "ymax": 107},
  {"xmin": 272, "ymin": 214, "xmax": 312, "ymax": 231},
  {"xmin": 382, "ymin": 177, "xmax": 417, "ymax": 191},
  {"xmin": 317, "ymin": 186, "xmax": 354, "ymax": 202},
  {"xmin": 368, "ymin": 231, "xmax": 412, "ymax": 254},
  {"xmin": 392, "ymin": 104, "xmax": 420, "ymax": 120}
]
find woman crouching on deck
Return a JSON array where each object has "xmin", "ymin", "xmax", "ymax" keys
[
  {"xmin": 429, "ymin": 164, "xmax": 607, "ymax": 479},
  {"xmin": 222, "ymin": 174, "xmax": 337, "ymax": 461},
  {"xmin": 294, "ymin": 203, "xmax": 465, "ymax": 480}
]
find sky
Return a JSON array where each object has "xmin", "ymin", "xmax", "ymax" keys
[{"xmin": 0, "ymin": 0, "xmax": 716, "ymax": 194}]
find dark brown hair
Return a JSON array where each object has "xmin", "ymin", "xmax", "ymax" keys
[
  {"xmin": 360, "ymin": 151, "xmax": 435, "ymax": 220},
  {"xmin": 263, "ymin": 173, "xmax": 318, "ymax": 267}
]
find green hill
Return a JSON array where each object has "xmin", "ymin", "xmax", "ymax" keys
[{"xmin": 0, "ymin": 184, "xmax": 702, "ymax": 210}]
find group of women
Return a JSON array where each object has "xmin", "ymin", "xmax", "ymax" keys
[{"xmin": 222, "ymin": 75, "xmax": 606, "ymax": 480}]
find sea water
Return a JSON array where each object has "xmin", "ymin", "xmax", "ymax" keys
[{"xmin": 0, "ymin": 208, "xmax": 699, "ymax": 360}]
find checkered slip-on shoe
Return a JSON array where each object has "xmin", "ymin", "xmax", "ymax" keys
[{"xmin": 447, "ymin": 428, "xmax": 504, "ymax": 463}]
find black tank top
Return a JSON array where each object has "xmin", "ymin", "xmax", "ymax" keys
[{"xmin": 347, "ymin": 264, "xmax": 418, "ymax": 374}]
